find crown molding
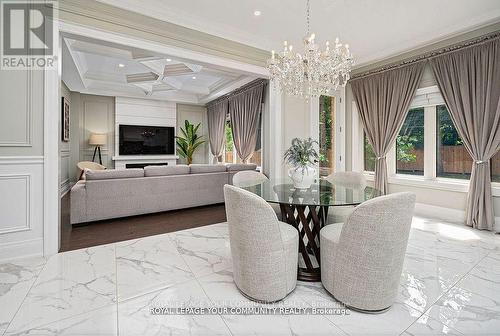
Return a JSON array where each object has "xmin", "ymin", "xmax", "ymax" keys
[
  {"xmin": 352, "ymin": 20, "xmax": 500, "ymax": 76},
  {"xmin": 59, "ymin": 0, "xmax": 269, "ymax": 67}
]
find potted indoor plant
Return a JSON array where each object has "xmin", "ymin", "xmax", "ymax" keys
[
  {"xmin": 176, "ymin": 120, "xmax": 205, "ymax": 165},
  {"xmin": 283, "ymin": 137, "xmax": 319, "ymax": 189}
]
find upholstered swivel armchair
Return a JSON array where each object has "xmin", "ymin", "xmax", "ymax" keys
[
  {"xmin": 320, "ymin": 192, "xmax": 416, "ymax": 312},
  {"xmin": 324, "ymin": 171, "xmax": 367, "ymax": 225},
  {"xmin": 232, "ymin": 170, "xmax": 282, "ymax": 219},
  {"xmin": 223, "ymin": 184, "xmax": 298, "ymax": 302}
]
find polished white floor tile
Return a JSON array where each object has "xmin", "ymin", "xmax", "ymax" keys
[
  {"xmin": 0, "ymin": 257, "xmax": 46, "ymax": 335},
  {"xmin": 116, "ymin": 234, "xmax": 194, "ymax": 301},
  {"xmin": 222, "ymin": 314, "xmax": 347, "ymax": 336},
  {"xmin": 170, "ymin": 226, "xmax": 232, "ymax": 278},
  {"xmin": 118, "ymin": 279, "xmax": 231, "ymax": 336},
  {"xmin": 424, "ymin": 281, "xmax": 500, "ymax": 335},
  {"xmin": 4, "ymin": 304, "xmax": 117, "ymax": 336},
  {"xmin": 403, "ymin": 314, "xmax": 464, "ymax": 335},
  {"xmin": 5, "ymin": 245, "xmax": 116, "ymax": 334},
  {"xmin": 325, "ymin": 302, "xmax": 422, "ymax": 336},
  {"xmin": 0, "ymin": 217, "xmax": 498, "ymax": 336}
]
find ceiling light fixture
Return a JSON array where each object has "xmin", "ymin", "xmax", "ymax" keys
[
  {"xmin": 192, "ymin": 76, "xmax": 196, "ymax": 79},
  {"xmin": 254, "ymin": 10, "xmax": 261, "ymax": 16},
  {"xmin": 166, "ymin": 58, "xmax": 172, "ymax": 62},
  {"xmin": 267, "ymin": 0, "xmax": 354, "ymax": 98},
  {"xmin": 118, "ymin": 63, "xmax": 125, "ymax": 68}
]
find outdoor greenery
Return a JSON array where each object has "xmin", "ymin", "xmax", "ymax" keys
[
  {"xmin": 176, "ymin": 120, "xmax": 205, "ymax": 165},
  {"xmin": 319, "ymin": 96, "xmax": 333, "ymax": 165},
  {"xmin": 396, "ymin": 108, "xmax": 424, "ymax": 164},
  {"xmin": 284, "ymin": 137, "xmax": 319, "ymax": 171},
  {"xmin": 225, "ymin": 121, "xmax": 233, "ymax": 150},
  {"xmin": 437, "ymin": 105, "xmax": 463, "ymax": 146}
]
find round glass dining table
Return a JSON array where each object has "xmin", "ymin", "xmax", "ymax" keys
[{"xmin": 235, "ymin": 178, "xmax": 381, "ymax": 282}]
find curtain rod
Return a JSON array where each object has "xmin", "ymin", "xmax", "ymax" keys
[
  {"xmin": 350, "ymin": 31, "xmax": 500, "ymax": 81},
  {"xmin": 206, "ymin": 78, "xmax": 268, "ymax": 107}
]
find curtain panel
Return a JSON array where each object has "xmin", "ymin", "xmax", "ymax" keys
[
  {"xmin": 351, "ymin": 62, "xmax": 425, "ymax": 194},
  {"xmin": 229, "ymin": 82, "xmax": 265, "ymax": 163},
  {"xmin": 430, "ymin": 37, "xmax": 500, "ymax": 231},
  {"xmin": 206, "ymin": 100, "xmax": 228, "ymax": 164}
]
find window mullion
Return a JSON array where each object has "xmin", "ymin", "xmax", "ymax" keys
[{"xmin": 424, "ymin": 105, "xmax": 436, "ymax": 180}]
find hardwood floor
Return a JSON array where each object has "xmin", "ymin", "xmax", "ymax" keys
[{"xmin": 60, "ymin": 193, "xmax": 227, "ymax": 252}]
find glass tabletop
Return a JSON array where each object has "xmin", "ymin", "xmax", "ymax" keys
[{"xmin": 236, "ymin": 178, "xmax": 381, "ymax": 207}]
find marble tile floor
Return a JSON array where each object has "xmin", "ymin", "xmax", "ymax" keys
[{"xmin": 0, "ymin": 217, "xmax": 499, "ymax": 336}]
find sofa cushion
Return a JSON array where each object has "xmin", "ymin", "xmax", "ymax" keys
[
  {"xmin": 144, "ymin": 165, "xmax": 190, "ymax": 177},
  {"xmin": 85, "ymin": 168, "xmax": 144, "ymax": 180},
  {"xmin": 189, "ymin": 164, "xmax": 227, "ymax": 174},
  {"xmin": 226, "ymin": 163, "xmax": 258, "ymax": 171}
]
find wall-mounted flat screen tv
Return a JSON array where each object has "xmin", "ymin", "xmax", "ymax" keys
[{"xmin": 119, "ymin": 125, "xmax": 175, "ymax": 155}]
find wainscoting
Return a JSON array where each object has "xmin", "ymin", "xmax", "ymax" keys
[{"xmin": 0, "ymin": 157, "xmax": 44, "ymax": 261}]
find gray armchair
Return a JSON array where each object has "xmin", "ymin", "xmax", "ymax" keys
[
  {"xmin": 320, "ymin": 192, "xmax": 416, "ymax": 312},
  {"xmin": 232, "ymin": 170, "xmax": 282, "ymax": 219},
  {"xmin": 324, "ymin": 171, "xmax": 367, "ymax": 224},
  {"xmin": 223, "ymin": 184, "xmax": 298, "ymax": 302}
]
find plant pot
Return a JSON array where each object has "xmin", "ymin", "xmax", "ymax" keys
[{"xmin": 288, "ymin": 165, "xmax": 316, "ymax": 189}]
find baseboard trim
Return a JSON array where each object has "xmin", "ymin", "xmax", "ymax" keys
[
  {"xmin": 0, "ymin": 238, "xmax": 44, "ymax": 262},
  {"xmin": 60, "ymin": 180, "xmax": 74, "ymax": 198},
  {"xmin": 415, "ymin": 203, "xmax": 500, "ymax": 231}
]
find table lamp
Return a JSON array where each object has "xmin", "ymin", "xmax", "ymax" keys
[{"xmin": 89, "ymin": 133, "xmax": 107, "ymax": 165}]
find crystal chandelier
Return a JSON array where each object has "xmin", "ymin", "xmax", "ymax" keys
[{"xmin": 267, "ymin": 0, "xmax": 354, "ymax": 98}]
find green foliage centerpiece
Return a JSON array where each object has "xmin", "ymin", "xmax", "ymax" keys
[
  {"xmin": 176, "ymin": 120, "xmax": 205, "ymax": 165},
  {"xmin": 284, "ymin": 137, "xmax": 319, "ymax": 189}
]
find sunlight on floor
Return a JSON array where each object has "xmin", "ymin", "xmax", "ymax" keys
[{"xmin": 412, "ymin": 217, "xmax": 481, "ymax": 241}]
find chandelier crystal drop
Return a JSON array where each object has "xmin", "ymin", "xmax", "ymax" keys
[{"xmin": 266, "ymin": 0, "xmax": 354, "ymax": 98}]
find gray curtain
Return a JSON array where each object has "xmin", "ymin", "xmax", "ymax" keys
[
  {"xmin": 229, "ymin": 83, "xmax": 265, "ymax": 163},
  {"xmin": 207, "ymin": 100, "xmax": 228, "ymax": 164},
  {"xmin": 429, "ymin": 38, "xmax": 500, "ymax": 231},
  {"xmin": 351, "ymin": 62, "xmax": 425, "ymax": 194}
]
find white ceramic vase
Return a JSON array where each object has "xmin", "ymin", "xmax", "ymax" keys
[{"xmin": 288, "ymin": 165, "xmax": 316, "ymax": 189}]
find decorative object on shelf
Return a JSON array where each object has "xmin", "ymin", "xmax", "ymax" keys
[
  {"xmin": 89, "ymin": 133, "xmax": 107, "ymax": 165},
  {"xmin": 266, "ymin": 0, "xmax": 354, "ymax": 98},
  {"xmin": 284, "ymin": 137, "xmax": 319, "ymax": 189},
  {"xmin": 176, "ymin": 120, "xmax": 205, "ymax": 165},
  {"xmin": 61, "ymin": 97, "xmax": 70, "ymax": 142}
]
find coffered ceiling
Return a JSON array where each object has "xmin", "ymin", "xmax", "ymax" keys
[
  {"xmin": 62, "ymin": 37, "xmax": 257, "ymax": 104},
  {"xmin": 96, "ymin": 0, "xmax": 500, "ymax": 66}
]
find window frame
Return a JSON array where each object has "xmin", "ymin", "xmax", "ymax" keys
[{"xmin": 351, "ymin": 85, "xmax": 500, "ymax": 196}]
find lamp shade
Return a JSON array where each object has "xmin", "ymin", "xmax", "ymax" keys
[{"xmin": 88, "ymin": 133, "xmax": 107, "ymax": 145}]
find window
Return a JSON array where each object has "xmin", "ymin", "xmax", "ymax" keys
[
  {"xmin": 248, "ymin": 112, "xmax": 262, "ymax": 167},
  {"xmin": 224, "ymin": 113, "xmax": 263, "ymax": 166},
  {"xmin": 491, "ymin": 150, "xmax": 500, "ymax": 183},
  {"xmin": 319, "ymin": 95, "xmax": 336, "ymax": 176},
  {"xmin": 364, "ymin": 132, "xmax": 376, "ymax": 172},
  {"xmin": 436, "ymin": 105, "xmax": 473, "ymax": 179},
  {"xmin": 396, "ymin": 108, "xmax": 424, "ymax": 175},
  {"xmin": 224, "ymin": 120, "xmax": 234, "ymax": 163}
]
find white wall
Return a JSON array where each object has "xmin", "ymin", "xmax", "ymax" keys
[
  {"xmin": 176, "ymin": 104, "xmax": 209, "ymax": 164},
  {"xmin": 0, "ymin": 69, "xmax": 45, "ymax": 261}
]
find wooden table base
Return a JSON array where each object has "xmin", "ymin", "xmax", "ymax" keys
[{"xmin": 280, "ymin": 204, "xmax": 328, "ymax": 282}]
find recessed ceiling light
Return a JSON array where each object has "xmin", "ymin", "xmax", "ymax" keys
[
  {"xmin": 192, "ymin": 76, "xmax": 196, "ymax": 79},
  {"xmin": 166, "ymin": 58, "xmax": 172, "ymax": 62},
  {"xmin": 118, "ymin": 63, "xmax": 125, "ymax": 68},
  {"xmin": 254, "ymin": 10, "xmax": 261, "ymax": 16}
]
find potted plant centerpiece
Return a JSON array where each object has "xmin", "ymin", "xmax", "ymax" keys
[{"xmin": 284, "ymin": 137, "xmax": 319, "ymax": 189}]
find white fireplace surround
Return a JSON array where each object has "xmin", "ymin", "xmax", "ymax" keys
[{"xmin": 112, "ymin": 97, "xmax": 179, "ymax": 169}]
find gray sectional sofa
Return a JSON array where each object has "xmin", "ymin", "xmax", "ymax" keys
[{"xmin": 70, "ymin": 163, "xmax": 257, "ymax": 225}]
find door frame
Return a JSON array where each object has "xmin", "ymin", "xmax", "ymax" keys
[
  {"xmin": 309, "ymin": 87, "xmax": 346, "ymax": 173},
  {"xmin": 43, "ymin": 20, "xmax": 268, "ymax": 256}
]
